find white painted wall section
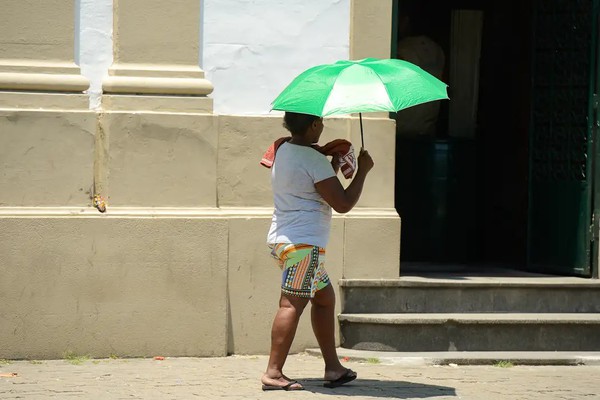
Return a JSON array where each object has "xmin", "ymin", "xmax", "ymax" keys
[
  {"xmin": 76, "ymin": 0, "xmax": 349, "ymax": 113},
  {"xmin": 203, "ymin": 0, "xmax": 350, "ymax": 115},
  {"xmin": 77, "ymin": 0, "xmax": 113, "ymax": 109}
]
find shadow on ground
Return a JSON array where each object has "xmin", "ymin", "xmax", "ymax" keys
[{"xmin": 298, "ymin": 378, "xmax": 456, "ymax": 398}]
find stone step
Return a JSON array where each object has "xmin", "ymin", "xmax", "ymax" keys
[
  {"xmin": 339, "ymin": 313, "xmax": 600, "ymax": 352},
  {"xmin": 305, "ymin": 348, "xmax": 600, "ymax": 366},
  {"xmin": 340, "ymin": 277, "xmax": 600, "ymax": 313}
]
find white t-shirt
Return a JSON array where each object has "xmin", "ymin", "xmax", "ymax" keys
[{"xmin": 267, "ymin": 142, "xmax": 336, "ymax": 248}]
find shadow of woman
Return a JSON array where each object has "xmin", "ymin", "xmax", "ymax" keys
[{"xmin": 297, "ymin": 377, "xmax": 456, "ymax": 398}]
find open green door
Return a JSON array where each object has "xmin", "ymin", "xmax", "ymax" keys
[
  {"xmin": 529, "ymin": 0, "xmax": 599, "ymax": 276},
  {"xmin": 592, "ymin": 5, "xmax": 600, "ymax": 279}
]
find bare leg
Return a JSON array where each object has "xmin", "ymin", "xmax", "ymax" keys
[
  {"xmin": 262, "ymin": 293, "xmax": 309, "ymax": 389},
  {"xmin": 310, "ymin": 284, "xmax": 353, "ymax": 381}
]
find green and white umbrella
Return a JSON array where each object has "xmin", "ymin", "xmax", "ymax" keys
[{"xmin": 271, "ymin": 58, "xmax": 449, "ymax": 147}]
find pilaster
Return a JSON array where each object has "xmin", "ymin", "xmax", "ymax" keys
[
  {"xmin": 102, "ymin": 0, "xmax": 213, "ymax": 103},
  {"xmin": 0, "ymin": 0, "xmax": 89, "ymax": 102},
  {"xmin": 350, "ymin": 0, "xmax": 393, "ymax": 60}
]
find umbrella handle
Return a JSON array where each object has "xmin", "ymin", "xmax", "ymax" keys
[{"xmin": 359, "ymin": 112, "xmax": 364, "ymax": 150}]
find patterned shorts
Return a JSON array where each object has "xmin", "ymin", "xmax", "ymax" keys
[{"xmin": 269, "ymin": 243, "xmax": 331, "ymax": 298}]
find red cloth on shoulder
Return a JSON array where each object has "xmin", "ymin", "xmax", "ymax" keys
[
  {"xmin": 260, "ymin": 137, "xmax": 356, "ymax": 179},
  {"xmin": 260, "ymin": 137, "xmax": 291, "ymax": 168}
]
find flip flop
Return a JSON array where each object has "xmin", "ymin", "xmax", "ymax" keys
[
  {"xmin": 324, "ymin": 369, "xmax": 357, "ymax": 388},
  {"xmin": 262, "ymin": 380, "xmax": 304, "ymax": 391}
]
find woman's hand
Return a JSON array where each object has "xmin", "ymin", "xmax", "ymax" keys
[
  {"xmin": 316, "ymin": 149, "xmax": 374, "ymax": 214},
  {"xmin": 331, "ymin": 155, "xmax": 341, "ymax": 174},
  {"xmin": 357, "ymin": 149, "xmax": 374, "ymax": 174}
]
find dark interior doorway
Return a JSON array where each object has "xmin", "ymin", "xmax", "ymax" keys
[{"xmin": 393, "ymin": 0, "xmax": 532, "ymax": 271}]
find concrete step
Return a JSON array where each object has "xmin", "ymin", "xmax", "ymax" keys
[
  {"xmin": 339, "ymin": 313, "xmax": 600, "ymax": 352},
  {"xmin": 305, "ymin": 348, "xmax": 600, "ymax": 366},
  {"xmin": 340, "ymin": 277, "xmax": 600, "ymax": 313}
]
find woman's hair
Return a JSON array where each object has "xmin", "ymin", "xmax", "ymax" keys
[{"xmin": 283, "ymin": 112, "xmax": 320, "ymax": 136}]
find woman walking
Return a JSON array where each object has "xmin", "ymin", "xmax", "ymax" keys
[{"xmin": 261, "ymin": 112, "xmax": 374, "ymax": 391}]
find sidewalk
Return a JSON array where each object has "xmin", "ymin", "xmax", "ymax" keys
[{"xmin": 1, "ymin": 353, "xmax": 599, "ymax": 399}]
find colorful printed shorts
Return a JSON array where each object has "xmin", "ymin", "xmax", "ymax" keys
[{"xmin": 270, "ymin": 243, "xmax": 331, "ymax": 298}]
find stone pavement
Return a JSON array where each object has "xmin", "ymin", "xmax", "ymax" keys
[{"xmin": 1, "ymin": 353, "xmax": 599, "ymax": 399}]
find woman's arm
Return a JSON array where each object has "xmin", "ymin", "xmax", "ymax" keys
[{"xmin": 315, "ymin": 149, "xmax": 374, "ymax": 214}]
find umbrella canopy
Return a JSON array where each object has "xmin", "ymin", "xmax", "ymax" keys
[{"xmin": 271, "ymin": 58, "xmax": 449, "ymax": 117}]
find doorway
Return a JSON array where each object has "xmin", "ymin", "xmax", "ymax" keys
[{"xmin": 393, "ymin": 0, "xmax": 598, "ymax": 277}]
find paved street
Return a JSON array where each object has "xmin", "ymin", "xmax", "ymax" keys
[{"xmin": 1, "ymin": 353, "xmax": 599, "ymax": 399}]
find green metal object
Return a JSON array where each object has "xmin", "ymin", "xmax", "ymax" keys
[
  {"xmin": 591, "ymin": 1, "xmax": 600, "ymax": 278},
  {"xmin": 528, "ymin": 0, "xmax": 597, "ymax": 276}
]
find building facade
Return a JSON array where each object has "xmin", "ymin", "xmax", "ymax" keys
[{"xmin": 0, "ymin": 0, "xmax": 400, "ymax": 358}]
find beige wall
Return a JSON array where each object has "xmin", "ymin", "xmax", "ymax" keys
[
  {"xmin": 350, "ymin": 0, "xmax": 393, "ymax": 60},
  {"xmin": 217, "ymin": 115, "xmax": 396, "ymax": 209},
  {"xmin": 102, "ymin": 113, "xmax": 218, "ymax": 207},
  {"xmin": 0, "ymin": 111, "xmax": 400, "ymax": 358},
  {"xmin": 226, "ymin": 209, "xmax": 399, "ymax": 355},
  {"xmin": 0, "ymin": 214, "xmax": 229, "ymax": 359},
  {"xmin": 0, "ymin": 111, "xmax": 95, "ymax": 207},
  {"xmin": 226, "ymin": 216, "xmax": 345, "ymax": 354},
  {"xmin": 0, "ymin": 0, "xmax": 399, "ymax": 358}
]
